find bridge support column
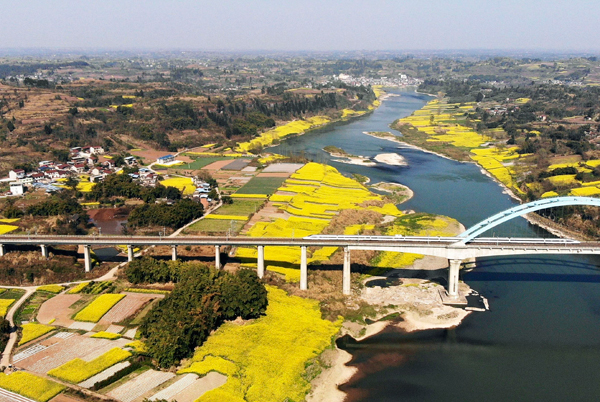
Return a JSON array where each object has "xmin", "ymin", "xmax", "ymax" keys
[
  {"xmin": 41, "ymin": 244, "xmax": 49, "ymax": 258},
  {"xmin": 215, "ymin": 245, "xmax": 221, "ymax": 269},
  {"xmin": 0, "ymin": 244, "xmax": 4, "ymax": 257},
  {"xmin": 448, "ymin": 259, "xmax": 462, "ymax": 298},
  {"xmin": 257, "ymin": 245, "xmax": 265, "ymax": 279},
  {"xmin": 127, "ymin": 245, "xmax": 134, "ymax": 262},
  {"xmin": 300, "ymin": 246, "xmax": 308, "ymax": 290},
  {"xmin": 171, "ymin": 245, "xmax": 178, "ymax": 261},
  {"xmin": 343, "ymin": 247, "xmax": 351, "ymax": 295},
  {"xmin": 84, "ymin": 245, "xmax": 91, "ymax": 273}
]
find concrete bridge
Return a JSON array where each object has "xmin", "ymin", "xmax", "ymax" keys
[{"xmin": 1, "ymin": 196, "xmax": 599, "ymax": 299}]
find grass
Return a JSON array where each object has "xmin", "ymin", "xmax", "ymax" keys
[
  {"xmin": 211, "ymin": 199, "xmax": 265, "ymax": 216},
  {"xmin": 19, "ymin": 323, "xmax": 55, "ymax": 346},
  {"xmin": 173, "ymin": 156, "xmax": 233, "ymax": 170},
  {"xmin": 48, "ymin": 347, "xmax": 131, "ymax": 383},
  {"xmin": 235, "ymin": 177, "xmax": 287, "ymax": 195},
  {"xmin": 179, "ymin": 286, "xmax": 341, "ymax": 402},
  {"xmin": 73, "ymin": 294, "xmax": 125, "ymax": 323},
  {"xmin": 0, "ymin": 372, "xmax": 65, "ymax": 402},
  {"xmin": 186, "ymin": 219, "xmax": 245, "ymax": 234}
]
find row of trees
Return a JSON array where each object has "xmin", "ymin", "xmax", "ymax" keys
[
  {"xmin": 133, "ymin": 258, "xmax": 268, "ymax": 367},
  {"xmin": 85, "ymin": 174, "xmax": 182, "ymax": 203}
]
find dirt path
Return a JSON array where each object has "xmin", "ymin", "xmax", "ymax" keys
[{"xmin": 1, "ymin": 287, "xmax": 36, "ymax": 367}]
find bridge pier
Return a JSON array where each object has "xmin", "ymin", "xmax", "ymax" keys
[
  {"xmin": 343, "ymin": 246, "xmax": 351, "ymax": 295},
  {"xmin": 41, "ymin": 244, "xmax": 49, "ymax": 258},
  {"xmin": 0, "ymin": 244, "xmax": 4, "ymax": 257},
  {"xmin": 215, "ymin": 245, "xmax": 221, "ymax": 269},
  {"xmin": 84, "ymin": 245, "xmax": 91, "ymax": 272},
  {"xmin": 171, "ymin": 245, "xmax": 178, "ymax": 261},
  {"xmin": 257, "ymin": 245, "xmax": 265, "ymax": 278},
  {"xmin": 448, "ymin": 259, "xmax": 462, "ymax": 298},
  {"xmin": 300, "ymin": 246, "xmax": 308, "ymax": 290},
  {"xmin": 127, "ymin": 245, "xmax": 134, "ymax": 262}
]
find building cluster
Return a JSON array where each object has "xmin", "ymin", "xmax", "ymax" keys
[
  {"xmin": 334, "ymin": 73, "xmax": 423, "ymax": 88},
  {"xmin": 3, "ymin": 145, "xmax": 159, "ymax": 197}
]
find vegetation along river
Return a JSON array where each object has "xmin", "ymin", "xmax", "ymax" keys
[{"xmin": 271, "ymin": 90, "xmax": 600, "ymax": 401}]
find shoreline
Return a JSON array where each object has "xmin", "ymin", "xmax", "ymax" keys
[{"xmin": 362, "ymin": 131, "xmax": 463, "ymax": 163}]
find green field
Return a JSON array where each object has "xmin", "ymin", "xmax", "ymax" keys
[
  {"xmin": 211, "ymin": 199, "xmax": 265, "ymax": 216},
  {"xmin": 174, "ymin": 156, "xmax": 233, "ymax": 170},
  {"xmin": 186, "ymin": 219, "xmax": 245, "ymax": 234},
  {"xmin": 235, "ymin": 177, "xmax": 287, "ymax": 195}
]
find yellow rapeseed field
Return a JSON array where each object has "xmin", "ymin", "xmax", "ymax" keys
[
  {"xmin": 0, "ymin": 372, "xmax": 65, "ymax": 402},
  {"xmin": 48, "ymin": 347, "xmax": 131, "ymax": 383},
  {"xmin": 160, "ymin": 177, "xmax": 196, "ymax": 195},
  {"xmin": 67, "ymin": 282, "xmax": 89, "ymax": 294},
  {"xmin": 0, "ymin": 218, "xmax": 19, "ymax": 223},
  {"xmin": 37, "ymin": 284, "xmax": 65, "ymax": 293},
  {"xmin": 73, "ymin": 294, "xmax": 124, "ymax": 322},
  {"xmin": 179, "ymin": 286, "xmax": 342, "ymax": 402},
  {"xmin": 0, "ymin": 299, "xmax": 15, "ymax": 317},
  {"xmin": 19, "ymin": 323, "xmax": 55, "ymax": 346},
  {"xmin": 0, "ymin": 225, "xmax": 18, "ymax": 235},
  {"xmin": 236, "ymin": 116, "xmax": 330, "ymax": 152},
  {"xmin": 204, "ymin": 214, "xmax": 249, "ymax": 221},
  {"xmin": 570, "ymin": 186, "xmax": 600, "ymax": 196},
  {"xmin": 125, "ymin": 340, "xmax": 148, "ymax": 353},
  {"xmin": 236, "ymin": 163, "xmax": 404, "ymax": 281},
  {"xmin": 91, "ymin": 331, "xmax": 121, "ymax": 340}
]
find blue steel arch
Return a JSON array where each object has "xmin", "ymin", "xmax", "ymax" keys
[{"xmin": 457, "ymin": 196, "xmax": 600, "ymax": 244}]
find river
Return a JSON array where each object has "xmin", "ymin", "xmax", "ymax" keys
[{"xmin": 271, "ymin": 91, "xmax": 600, "ymax": 401}]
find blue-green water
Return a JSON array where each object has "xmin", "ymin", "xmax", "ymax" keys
[{"xmin": 272, "ymin": 91, "xmax": 600, "ymax": 401}]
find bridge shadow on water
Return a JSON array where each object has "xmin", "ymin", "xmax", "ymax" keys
[{"xmin": 464, "ymin": 256, "xmax": 600, "ymax": 283}]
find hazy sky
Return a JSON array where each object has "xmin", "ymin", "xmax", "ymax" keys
[{"xmin": 3, "ymin": 0, "xmax": 600, "ymax": 51}]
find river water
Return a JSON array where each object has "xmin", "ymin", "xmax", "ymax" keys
[{"xmin": 271, "ymin": 91, "xmax": 600, "ymax": 401}]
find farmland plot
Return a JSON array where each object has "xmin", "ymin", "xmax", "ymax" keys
[
  {"xmin": 107, "ymin": 369, "xmax": 175, "ymax": 402},
  {"xmin": 99, "ymin": 294, "xmax": 155, "ymax": 324}
]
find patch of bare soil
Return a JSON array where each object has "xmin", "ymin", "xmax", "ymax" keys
[{"xmin": 37, "ymin": 294, "xmax": 82, "ymax": 326}]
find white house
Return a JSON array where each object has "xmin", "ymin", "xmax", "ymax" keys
[
  {"xmin": 9, "ymin": 169, "xmax": 25, "ymax": 180},
  {"xmin": 9, "ymin": 182, "xmax": 24, "ymax": 195},
  {"xmin": 157, "ymin": 155, "xmax": 175, "ymax": 164}
]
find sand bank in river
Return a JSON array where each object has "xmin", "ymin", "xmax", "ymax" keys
[{"xmin": 373, "ymin": 153, "xmax": 407, "ymax": 166}]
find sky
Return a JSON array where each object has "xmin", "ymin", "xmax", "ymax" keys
[{"xmin": 2, "ymin": 0, "xmax": 600, "ymax": 52}]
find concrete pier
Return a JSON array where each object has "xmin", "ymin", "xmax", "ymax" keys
[
  {"xmin": 41, "ymin": 244, "xmax": 49, "ymax": 258},
  {"xmin": 0, "ymin": 244, "xmax": 4, "ymax": 257},
  {"xmin": 171, "ymin": 245, "xmax": 178, "ymax": 261},
  {"xmin": 215, "ymin": 245, "xmax": 221, "ymax": 269},
  {"xmin": 448, "ymin": 259, "xmax": 462, "ymax": 298},
  {"xmin": 343, "ymin": 246, "xmax": 351, "ymax": 295},
  {"xmin": 300, "ymin": 246, "xmax": 308, "ymax": 290},
  {"xmin": 127, "ymin": 245, "xmax": 134, "ymax": 262},
  {"xmin": 84, "ymin": 245, "xmax": 91, "ymax": 272},
  {"xmin": 257, "ymin": 245, "xmax": 265, "ymax": 278}
]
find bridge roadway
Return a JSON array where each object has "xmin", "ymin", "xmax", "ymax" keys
[{"xmin": 2, "ymin": 234, "xmax": 600, "ymax": 298}]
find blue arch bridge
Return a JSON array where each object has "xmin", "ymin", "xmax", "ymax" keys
[{"xmin": 1, "ymin": 196, "xmax": 600, "ymax": 300}]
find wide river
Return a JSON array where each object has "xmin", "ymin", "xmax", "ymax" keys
[{"xmin": 271, "ymin": 91, "xmax": 600, "ymax": 401}]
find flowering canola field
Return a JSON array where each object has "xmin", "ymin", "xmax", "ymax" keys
[
  {"xmin": 0, "ymin": 371, "xmax": 65, "ymax": 402},
  {"xmin": 19, "ymin": 323, "xmax": 55, "ymax": 346},
  {"xmin": 236, "ymin": 116, "xmax": 330, "ymax": 152},
  {"xmin": 236, "ymin": 163, "xmax": 403, "ymax": 281},
  {"xmin": 48, "ymin": 347, "xmax": 131, "ymax": 383},
  {"xmin": 73, "ymin": 294, "xmax": 125, "ymax": 322},
  {"xmin": 179, "ymin": 286, "xmax": 341, "ymax": 402},
  {"xmin": 160, "ymin": 177, "xmax": 196, "ymax": 195}
]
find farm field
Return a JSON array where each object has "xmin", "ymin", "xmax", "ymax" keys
[
  {"xmin": 99, "ymin": 293, "xmax": 156, "ymax": 324},
  {"xmin": 185, "ymin": 219, "xmax": 245, "ymax": 234},
  {"xmin": 160, "ymin": 177, "xmax": 196, "ymax": 195},
  {"xmin": 210, "ymin": 199, "xmax": 265, "ymax": 216},
  {"xmin": 37, "ymin": 294, "xmax": 82, "ymax": 326},
  {"xmin": 0, "ymin": 371, "xmax": 64, "ymax": 402},
  {"xmin": 107, "ymin": 369, "xmax": 175, "ymax": 402},
  {"xmin": 174, "ymin": 156, "xmax": 233, "ymax": 170},
  {"xmin": 234, "ymin": 176, "xmax": 287, "ymax": 195},
  {"xmin": 179, "ymin": 286, "xmax": 341, "ymax": 402}
]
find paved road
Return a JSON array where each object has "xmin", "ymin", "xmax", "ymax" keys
[{"xmin": 1, "ymin": 287, "xmax": 35, "ymax": 368}]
